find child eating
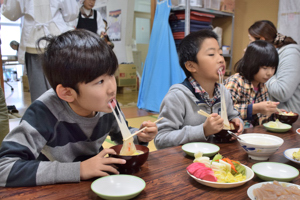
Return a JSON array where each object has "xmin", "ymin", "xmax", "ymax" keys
[
  {"xmin": 0, "ymin": 30, "xmax": 158, "ymax": 187},
  {"xmin": 224, "ymin": 40, "xmax": 279, "ymax": 127},
  {"xmin": 155, "ymin": 30, "xmax": 243, "ymax": 149}
]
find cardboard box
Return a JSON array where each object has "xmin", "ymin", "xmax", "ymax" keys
[
  {"xmin": 220, "ymin": 0, "xmax": 235, "ymax": 13},
  {"xmin": 21, "ymin": 75, "xmax": 30, "ymax": 92},
  {"xmin": 115, "ymin": 64, "xmax": 137, "ymax": 87},
  {"xmin": 117, "ymin": 85, "xmax": 137, "ymax": 94},
  {"xmin": 204, "ymin": 0, "xmax": 221, "ymax": 10}
]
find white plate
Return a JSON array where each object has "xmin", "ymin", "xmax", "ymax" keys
[
  {"xmin": 187, "ymin": 164, "xmax": 254, "ymax": 188},
  {"xmin": 252, "ymin": 162, "xmax": 299, "ymax": 182},
  {"xmin": 182, "ymin": 142, "xmax": 220, "ymax": 157},
  {"xmin": 284, "ymin": 148, "xmax": 300, "ymax": 165},
  {"xmin": 247, "ymin": 181, "xmax": 300, "ymax": 200},
  {"xmin": 91, "ymin": 175, "xmax": 146, "ymax": 200}
]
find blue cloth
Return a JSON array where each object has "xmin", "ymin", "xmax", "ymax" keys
[{"xmin": 137, "ymin": 0, "xmax": 185, "ymax": 112}]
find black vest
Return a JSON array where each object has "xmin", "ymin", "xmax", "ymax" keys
[{"xmin": 76, "ymin": 10, "xmax": 98, "ymax": 34}]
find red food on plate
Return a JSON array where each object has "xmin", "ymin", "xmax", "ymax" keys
[{"xmin": 187, "ymin": 163, "xmax": 217, "ymax": 182}]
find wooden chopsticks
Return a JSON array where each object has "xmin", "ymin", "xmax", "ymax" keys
[
  {"xmin": 123, "ymin": 117, "xmax": 164, "ymax": 141},
  {"xmin": 197, "ymin": 109, "xmax": 211, "ymax": 118},
  {"xmin": 197, "ymin": 109, "xmax": 235, "ymax": 130}
]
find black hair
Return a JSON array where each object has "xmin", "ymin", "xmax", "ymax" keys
[
  {"xmin": 248, "ymin": 20, "xmax": 297, "ymax": 48},
  {"xmin": 37, "ymin": 29, "xmax": 118, "ymax": 93},
  {"xmin": 235, "ymin": 40, "xmax": 279, "ymax": 81},
  {"xmin": 178, "ymin": 29, "xmax": 219, "ymax": 77}
]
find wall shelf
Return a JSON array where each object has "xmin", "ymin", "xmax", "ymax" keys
[{"xmin": 171, "ymin": 2, "xmax": 235, "ymax": 75}]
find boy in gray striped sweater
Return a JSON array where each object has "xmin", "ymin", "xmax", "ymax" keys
[{"xmin": 0, "ymin": 30, "xmax": 157, "ymax": 187}]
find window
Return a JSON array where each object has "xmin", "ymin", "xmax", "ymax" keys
[{"xmin": 0, "ymin": 14, "xmax": 22, "ymax": 56}]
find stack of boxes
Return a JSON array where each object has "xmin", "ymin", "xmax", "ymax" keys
[{"xmin": 115, "ymin": 64, "xmax": 137, "ymax": 94}]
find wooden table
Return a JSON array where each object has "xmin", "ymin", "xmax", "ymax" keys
[{"xmin": 1, "ymin": 121, "xmax": 300, "ymax": 200}]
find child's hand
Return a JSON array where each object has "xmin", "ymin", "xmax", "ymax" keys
[
  {"xmin": 253, "ymin": 101, "xmax": 280, "ymax": 117},
  {"xmin": 203, "ymin": 113, "xmax": 224, "ymax": 137},
  {"xmin": 80, "ymin": 149, "xmax": 126, "ymax": 180},
  {"xmin": 229, "ymin": 118, "xmax": 244, "ymax": 141},
  {"xmin": 137, "ymin": 121, "xmax": 158, "ymax": 143}
]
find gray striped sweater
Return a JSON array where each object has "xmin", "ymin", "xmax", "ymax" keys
[{"xmin": 0, "ymin": 89, "xmax": 142, "ymax": 187}]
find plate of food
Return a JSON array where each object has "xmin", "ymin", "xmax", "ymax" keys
[
  {"xmin": 186, "ymin": 153, "xmax": 254, "ymax": 188},
  {"xmin": 247, "ymin": 181, "xmax": 300, "ymax": 200},
  {"xmin": 182, "ymin": 142, "xmax": 220, "ymax": 157},
  {"xmin": 263, "ymin": 119, "xmax": 292, "ymax": 133},
  {"xmin": 284, "ymin": 148, "xmax": 300, "ymax": 165}
]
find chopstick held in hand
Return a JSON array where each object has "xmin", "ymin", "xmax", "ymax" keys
[{"xmin": 123, "ymin": 117, "xmax": 164, "ymax": 141}]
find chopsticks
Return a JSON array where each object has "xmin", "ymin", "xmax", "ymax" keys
[
  {"xmin": 198, "ymin": 109, "xmax": 234, "ymax": 130},
  {"xmin": 276, "ymin": 108, "xmax": 284, "ymax": 114},
  {"xmin": 123, "ymin": 117, "xmax": 164, "ymax": 141},
  {"xmin": 197, "ymin": 109, "xmax": 211, "ymax": 118}
]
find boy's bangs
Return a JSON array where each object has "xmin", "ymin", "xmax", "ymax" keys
[{"xmin": 79, "ymin": 47, "xmax": 118, "ymax": 84}]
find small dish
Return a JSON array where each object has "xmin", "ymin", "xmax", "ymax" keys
[
  {"xmin": 252, "ymin": 162, "xmax": 299, "ymax": 182},
  {"xmin": 91, "ymin": 175, "xmax": 146, "ymax": 200},
  {"xmin": 187, "ymin": 164, "xmax": 254, "ymax": 188},
  {"xmin": 263, "ymin": 122, "xmax": 291, "ymax": 133},
  {"xmin": 284, "ymin": 148, "xmax": 300, "ymax": 165},
  {"xmin": 182, "ymin": 142, "xmax": 220, "ymax": 157},
  {"xmin": 247, "ymin": 181, "xmax": 300, "ymax": 200}
]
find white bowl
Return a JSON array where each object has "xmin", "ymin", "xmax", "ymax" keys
[
  {"xmin": 284, "ymin": 148, "xmax": 300, "ymax": 165},
  {"xmin": 182, "ymin": 142, "xmax": 220, "ymax": 157},
  {"xmin": 247, "ymin": 181, "xmax": 300, "ymax": 200},
  {"xmin": 252, "ymin": 162, "xmax": 299, "ymax": 182},
  {"xmin": 187, "ymin": 164, "xmax": 254, "ymax": 188},
  {"xmin": 91, "ymin": 175, "xmax": 146, "ymax": 200},
  {"xmin": 238, "ymin": 133, "xmax": 284, "ymax": 160}
]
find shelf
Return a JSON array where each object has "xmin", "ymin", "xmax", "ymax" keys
[
  {"xmin": 170, "ymin": 3, "xmax": 235, "ymax": 75},
  {"xmin": 171, "ymin": 6, "xmax": 234, "ymax": 17}
]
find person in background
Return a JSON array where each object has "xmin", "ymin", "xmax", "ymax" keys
[
  {"xmin": 0, "ymin": 29, "xmax": 158, "ymax": 187},
  {"xmin": 154, "ymin": 30, "xmax": 243, "ymax": 149},
  {"xmin": 248, "ymin": 20, "xmax": 300, "ymax": 114},
  {"xmin": 102, "ymin": 19, "xmax": 114, "ymax": 49},
  {"xmin": 224, "ymin": 40, "xmax": 279, "ymax": 127},
  {"xmin": 74, "ymin": 0, "xmax": 106, "ymax": 37},
  {"xmin": 9, "ymin": 40, "xmax": 19, "ymax": 51},
  {"xmin": 1, "ymin": 0, "xmax": 78, "ymax": 102}
]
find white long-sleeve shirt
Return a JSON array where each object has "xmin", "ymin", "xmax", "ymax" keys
[{"xmin": 1, "ymin": 0, "xmax": 79, "ymax": 63}]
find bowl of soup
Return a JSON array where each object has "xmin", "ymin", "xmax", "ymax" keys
[
  {"xmin": 109, "ymin": 144, "xmax": 149, "ymax": 174},
  {"xmin": 274, "ymin": 111, "xmax": 298, "ymax": 125},
  {"xmin": 212, "ymin": 122, "xmax": 238, "ymax": 143},
  {"xmin": 238, "ymin": 133, "xmax": 284, "ymax": 160}
]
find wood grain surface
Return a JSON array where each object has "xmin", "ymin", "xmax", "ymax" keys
[{"xmin": 1, "ymin": 120, "xmax": 300, "ymax": 200}]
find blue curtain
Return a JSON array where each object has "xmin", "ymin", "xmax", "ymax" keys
[{"xmin": 137, "ymin": 0, "xmax": 185, "ymax": 113}]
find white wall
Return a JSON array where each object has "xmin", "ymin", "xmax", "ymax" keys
[{"xmin": 107, "ymin": 0, "xmax": 135, "ymax": 63}]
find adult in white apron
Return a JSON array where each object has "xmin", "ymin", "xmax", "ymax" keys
[{"xmin": 1, "ymin": 0, "xmax": 78, "ymax": 102}]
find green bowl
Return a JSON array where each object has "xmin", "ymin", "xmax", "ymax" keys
[
  {"xmin": 91, "ymin": 175, "xmax": 146, "ymax": 200},
  {"xmin": 263, "ymin": 123, "xmax": 291, "ymax": 133},
  {"xmin": 182, "ymin": 142, "xmax": 220, "ymax": 157},
  {"xmin": 252, "ymin": 162, "xmax": 299, "ymax": 182}
]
